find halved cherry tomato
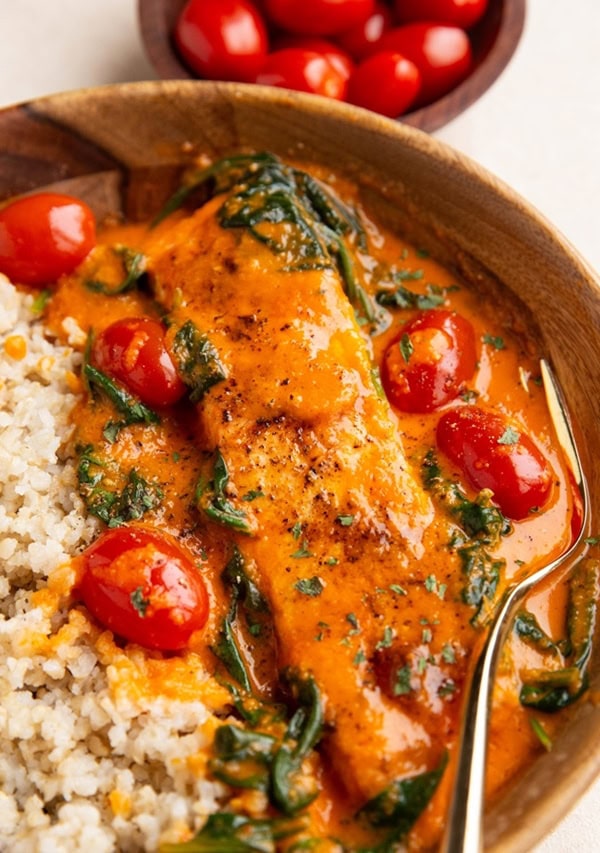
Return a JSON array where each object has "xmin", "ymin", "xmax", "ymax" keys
[
  {"xmin": 394, "ymin": 0, "xmax": 489, "ymax": 30},
  {"xmin": 92, "ymin": 317, "xmax": 186, "ymax": 408},
  {"xmin": 381, "ymin": 310, "xmax": 476, "ymax": 412},
  {"xmin": 347, "ymin": 51, "xmax": 421, "ymax": 117},
  {"xmin": 336, "ymin": 2, "xmax": 393, "ymax": 61},
  {"xmin": 174, "ymin": 0, "xmax": 269, "ymax": 82},
  {"xmin": 255, "ymin": 48, "xmax": 348, "ymax": 99},
  {"xmin": 272, "ymin": 36, "xmax": 354, "ymax": 80},
  {"xmin": 0, "ymin": 192, "xmax": 96, "ymax": 287},
  {"xmin": 78, "ymin": 526, "xmax": 209, "ymax": 651},
  {"xmin": 436, "ymin": 406, "xmax": 553, "ymax": 520},
  {"xmin": 378, "ymin": 24, "xmax": 472, "ymax": 106},
  {"xmin": 264, "ymin": 0, "xmax": 374, "ymax": 36}
]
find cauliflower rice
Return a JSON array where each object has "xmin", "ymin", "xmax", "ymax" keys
[{"xmin": 0, "ymin": 277, "xmax": 225, "ymax": 852}]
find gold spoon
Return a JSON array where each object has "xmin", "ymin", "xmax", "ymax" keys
[{"xmin": 440, "ymin": 359, "xmax": 589, "ymax": 853}]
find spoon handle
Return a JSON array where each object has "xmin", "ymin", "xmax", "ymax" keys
[
  {"xmin": 440, "ymin": 360, "xmax": 588, "ymax": 853},
  {"xmin": 439, "ymin": 585, "xmax": 526, "ymax": 853}
]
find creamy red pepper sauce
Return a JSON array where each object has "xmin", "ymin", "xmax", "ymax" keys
[{"xmin": 43, "ymin": 155, "xmax": 584, "ymax": 850}]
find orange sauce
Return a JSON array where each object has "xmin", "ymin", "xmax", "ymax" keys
[{"xmin": 45, "ymin": 160, "xmax": 579, "ymax": 850}]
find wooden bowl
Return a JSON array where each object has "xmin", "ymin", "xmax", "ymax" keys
[
  {"xmin": 1, "ymin": 80, "xmax": 599, "ymax": 850},
  {"xmin": 138, "ymin": 0, "xmax": 526, "ymax": 133}
]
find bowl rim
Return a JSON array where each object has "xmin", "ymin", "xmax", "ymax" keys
[
  {"xmin": 137, "ymin": 0, "xmax": 526, "ymax": 134},
  {"xmin": 0, "ymin": 78, "xmax": 599, "ymax": 852}
]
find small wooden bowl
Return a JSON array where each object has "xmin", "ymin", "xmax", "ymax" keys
[
  {"xmin": 138, "ymin": 0, "xmax": 525, "ymax": 133},
  {"xmin": 0, "ymin": 80, "xmax": 599, "ymax": 850}
]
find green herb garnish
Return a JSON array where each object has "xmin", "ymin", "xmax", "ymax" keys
[
  {"xmin": 196, "ymin": 450, "xmax": 252, "ymax": 533},
  {"xmin": 294, "ymin": 577, "xmax": 324, "ymax": 597},
  {"xmin": 85, "ymin": 246, "xmax": 147, "ymax": 296}
]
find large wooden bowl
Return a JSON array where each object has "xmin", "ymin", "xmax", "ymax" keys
[
  {"xmin": 138, "ymin": 0, "xmax": 526, "ymax": 133},
  {"xmin": 1, "ymin": 80, "xmax": 599, "ymax": 850}
]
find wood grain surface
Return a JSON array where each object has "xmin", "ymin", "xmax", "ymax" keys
[
  {"xmin": 0, "ymin": 80, "xmax": 598, "ymax": 851},
  {"xmin": 137, "ymin": 0, "xmax": 526, "ymax": 133}
]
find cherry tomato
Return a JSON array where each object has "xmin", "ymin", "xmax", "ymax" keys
[
  {"xmin": 255, "ymin": 48, "xmax": 348, "ymax": 99},
  {"xmin": 264, "ymin": 0, "xmax": 375, "ymax": 36},
  {"xmin": 436, "ymin": 406, "xmax": 553, "ymax": 520},
  {"xmin": 92, "ymin": 317, "xmax": 186, "ymax": 408},
  {"xmin": 0, "ymin": 193, "xmax": 96, "ymax": 287},
  {"xmin": 272, "ymin": 36, "xmax": 354, "ymax": 80},
  {"xmin": 378, "ymin": 24, "xmax": 472, "ymax": 106},
  {"xmin": 336, "ymin": 2, "xmax": 394, "ymax": 61},
  {"xmin": 394, "ymin": 0, "xmax": 489, "ymax": 30},
  {"xmin": 381, "ymin": 310, "xmax": 476, "ymax": 412},
  {"xmin": 78, "ymin": 526, "xmax": 209, "ymax": 651},
  {"xmin": 347, "ymin": 51, "xmax": 421, "ymax": 117},
  {"xmin": 174, "ymin": 0, "xmax": 269, "ymax": 82}
]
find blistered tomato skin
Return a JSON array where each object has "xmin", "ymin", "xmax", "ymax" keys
[
  {"xmin": 0, "ymin": 193, "xmax": 96, "ymax": 287},
  {"xmin": 79, "ymin": 527, "xmax": 210, "ymax": 651},
  {"xmin": 394, "ymin": 0, "xmax": 489, "ymax": 30},
  {"xmin": 264, "ymin": 0, "xmax": 375, "ymax": 36},
  {"xmin": 174, "ymin": 0, "xmax": 269, "ymax": 82},
  {"xmin": 92, "ymin": 317, "xmax": 187, "ymax": 408},
  {"xmin": 255, "ymin": 48, "xmax": 349, "ymax": 99},
  {"xmin": 378, "ymin": 24, "xmax": 472, "ymax": 106},
  {"xmin": 381, "ymin": 309, "xmax": 476, "ymax": 412},
  {"xmin": 347, "ymin": 51, "xmax": 420, "ymax": 117},
  {"xmin": 436, "ymin": 406, "xmax": 553, "ymax": 520}
]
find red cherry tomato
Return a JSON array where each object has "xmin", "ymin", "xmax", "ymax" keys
[
  {"xmin": 264, "ymin": 0, "xmax": 375, "ymax": 36},
  {"xmin": 0, "ymin": 193, "xmax": 96, "ymax": 287},
  {"xmin": 436, "ymin": 406, "xmax": 553, "ymax": 520},
  {"xmin": 255, "ymin": 48, "xmax": 348, "ymax": 99},
  {"xmin": 381, "ymin": 310, "xmax": 476, "ymax": 412},
  {"xmin": 378, "ymin": 24, "xmax": 472, "ymax": 106},
  {"xmin": 272, "ymin": 36, "xmax": 354, "ymax": 80},
  {"xmin": 92, "ymin": 317, "xmax": 186, "ymax": 408},
  {"xmin": 347, "ymin": 51, "xmax": 421, "ymax": 117},
  {"xmin": 174, "ymin": 0, "xmax": 268, "ymax": 82},
  {"xmin": 79, "ymin": 527, "xmax": 209, "ymax": 650},
  {"xmin": 394, "ymin": 0, "xmax": 489, "ymax": 30},
  {"xmin": 336, "ymin": 2, "xmax": 394, "ymax": 61}
]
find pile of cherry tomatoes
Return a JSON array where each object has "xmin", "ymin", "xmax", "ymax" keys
[{"xmin": 173, "ymin": 0, "xmax": 489, "ymax": 118}]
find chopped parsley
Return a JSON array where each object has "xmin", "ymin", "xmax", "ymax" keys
[
  {"xmin": 291, "ymin": 521, "xmax": 304, "ymax": 540},
  {"xmin": 424, "ymin": 574, "xmax": 447, "ymax": 600},
  {"xmin": 336, "ymin": 514, "xmax": 354, "ymax": 527},
  {"xmin": 390, "ymin": 583, "xmax": 407, "ymax": 596},
  {"xmin": 376, "ymin": 626, "xmax": 394, "ymax": 650},
  {"xmin": 130, "ymin": 586, "xmax": 150, "ymax": 617},
  {"xmin": 294, "ymin": 576, "xmax": 324, "ymax": 596},
  {"xmin": 290, "ymin": 539, "xmax": 314, "ymax": 559},
  {"xmin": 441, "ymin": 643, "xmax": 456, "ymax": 664},
  {"xmin": 353, "ymin": 649, "xmax": 367, "ymax": 666},
  {"xmin": 242, "ymin": 489, "xmax": 265, "ymax": 502},
  {"xmin": 482, "ymin": 333, "xmax": 506, "ymax": 350},
  {"xmin": 399, "ymin": 332, "xmax": 414, "ymax": 363},
  {"xmin": 498, "ymin": 426, "xmax": 520, "ymax": 445},
  {"xmin": 393, "ymin": 665, "xmax": 412, "ymax": 696}
]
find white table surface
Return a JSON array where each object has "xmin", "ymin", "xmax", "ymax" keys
[{"xmin": 1, "ymin": 1, "xmax": 599, "ymax": 850}]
